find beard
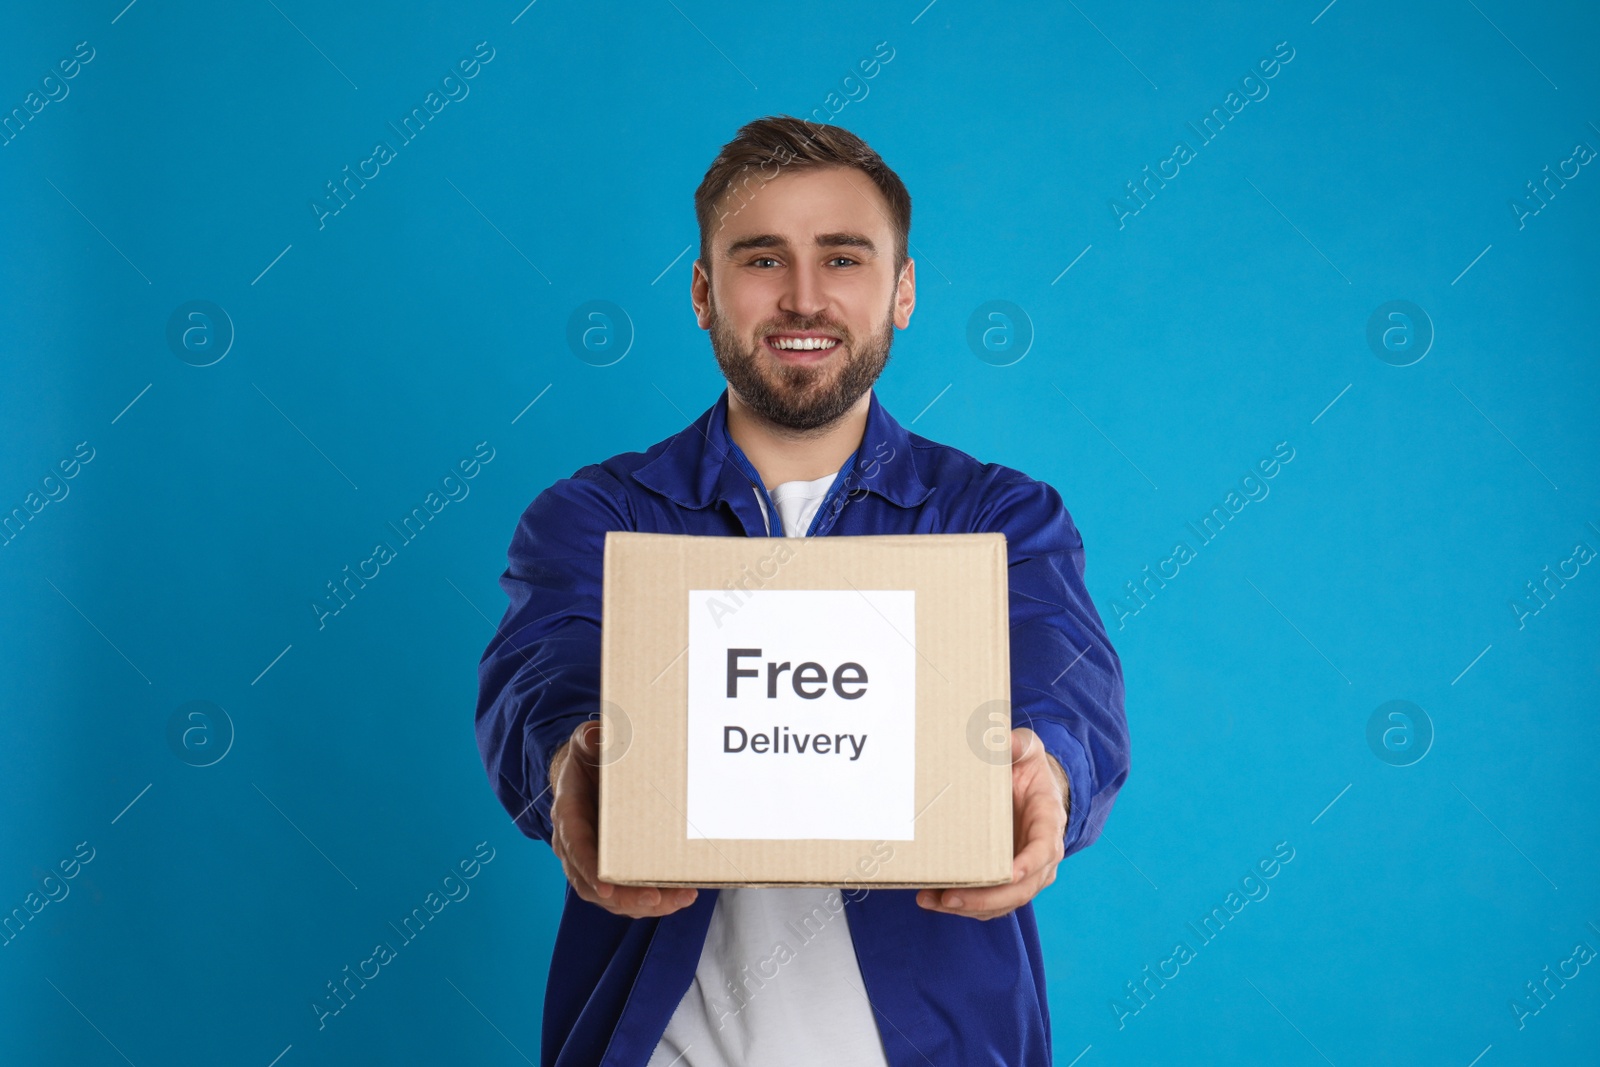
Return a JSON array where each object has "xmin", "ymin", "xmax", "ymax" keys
[{"xmin": 708, "ymin": 290, "xmax": 896, "ymax": 434}]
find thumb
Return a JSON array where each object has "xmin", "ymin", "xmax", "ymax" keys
[
  {"xmin": 1011, "ymin": 726, "xmax": 1041, "ymax": 763},
  {"xmin": 571, "ymin": 718, "xmax": 603, "ymax": 765}
]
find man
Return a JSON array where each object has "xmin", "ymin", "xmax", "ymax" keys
[{"xmin": 476, "ymin": 115, "xmax": 1130, "ymax": 1066}]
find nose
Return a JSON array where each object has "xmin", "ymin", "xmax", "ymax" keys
[{"xmin": 777, "ymin": 259, "xmax": 828, "ymax": 321}]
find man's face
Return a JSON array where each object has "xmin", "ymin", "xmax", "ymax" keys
[{"xmin": 692, "ymin": 165, "xmax": 915, "ymax": 433}]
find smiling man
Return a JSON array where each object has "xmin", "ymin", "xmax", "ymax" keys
[{"xmin": 475, "ymin": 116, "xmax": 1130, "ymax": 1066}]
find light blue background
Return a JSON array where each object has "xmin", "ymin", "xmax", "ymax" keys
[{"xmin": 2, "ymin": 1, "xmax": 1596, "ymax": 1064}]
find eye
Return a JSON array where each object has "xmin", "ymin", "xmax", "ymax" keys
[
  {"xmin": 828, "ymin": 256, "xmax": 858, "ymax": 267},
  {"xmin": 749, "ymin": 256, "xmax": 780, "ymax": 268}
]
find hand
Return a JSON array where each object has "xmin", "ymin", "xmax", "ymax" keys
[
  {"xmin": 916, "ymin": 727, "xmax": 1069, "ymax": 921},
  {"xmin": 548, "ymin": 719, "xmax": 700, "ymax": 919}
]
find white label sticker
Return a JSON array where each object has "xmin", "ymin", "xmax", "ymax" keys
[{"xmin": 685, "ymin": 588, "xmax": 916, "ymax": 840}]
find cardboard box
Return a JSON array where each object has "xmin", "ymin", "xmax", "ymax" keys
[{"xmin": 596, "ymin": 531, "xmax": 1013, "ymax": 888}]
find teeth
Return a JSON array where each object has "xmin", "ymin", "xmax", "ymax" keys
[{"xmin": 769, "ymin": 336, "xmax": 839, "ymax": 351}]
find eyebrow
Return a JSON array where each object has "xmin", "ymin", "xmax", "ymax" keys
[{"xmin": 723, "ymin": 232, "xmax": 879, "ymax": 258}]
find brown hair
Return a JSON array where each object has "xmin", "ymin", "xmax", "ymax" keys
[{"xmin": 694, "ymin": 115, "xmax": 912, "ymax": 280}]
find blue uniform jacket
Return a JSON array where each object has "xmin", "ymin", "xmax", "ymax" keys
[{"xmin": 475, "ymin": 387, "xmax": 1130, "ymax": 1066}]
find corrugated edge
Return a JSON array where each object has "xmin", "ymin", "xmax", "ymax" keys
[
  {"xmin": 596, "ymin": 530, "xmax": 623, "ymax": 881},
  {"xmin": 990, "ymin": 531, "xmax": 1015, "ymax": 884}
]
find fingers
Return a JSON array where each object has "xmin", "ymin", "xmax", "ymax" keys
[
  {"xmin": 570, "ymin": 718, "xmax": 602, "ymax": 766},
  {"xmin": 1011, "ymin": 725, "xmax": 1043, "ymax": 764},
  {"xmin": 916, "ymin": 825, "xmax": 1059, "ymax": 921},
  {"xmin": 918, "ymin": 880, "xmax": 1031, "ymax": 921},
  {"xmin": 917, "ymin": 733, "xmax": 1067, "ymax": 921},
  {"xmin": 560, "ymin": 842, "xmax": 699, "ymax": 917},
  {"xmin": 562, "ymin": 866, "xmax": 699, "ymax": 918},
  {"xmin": 550, "ymin": 720, "xmax": 700, "ymax": 919},
  {"xmin": 1008, "ymin": 822, "xmax": 1062, "ymax": 894},
  {"xmin": 583, "ymin": 884, "xmax": 701, "ymax": 920},
  {"xmin": 1013, "ymin": 784, "xmax": 1067, "ymax": 877},
  {"xmin": 554, "ymin": 810, "xmax": 700, "ymax": 917},
  {"xmin": 552, "ymin": 796, "xmax": 604, "ymax": 895}
]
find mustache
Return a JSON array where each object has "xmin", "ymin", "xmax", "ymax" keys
[{"xmin": 759, "ymin": 318, "xmax": 849, "ymax": 341}]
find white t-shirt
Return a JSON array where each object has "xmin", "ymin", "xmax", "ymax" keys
[{"xmin": 647, "ymin": 470, "xmax": 889, "ymax": 1067}]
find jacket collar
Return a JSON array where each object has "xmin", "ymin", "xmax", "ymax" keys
[{"xmin": 630, "ymin": 387, "xmax": 933, "ymax": 511}]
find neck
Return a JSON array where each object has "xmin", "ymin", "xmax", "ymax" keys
[{"xmin": 725, "ymin": 389, "xmax": 869, "ymax": 490}]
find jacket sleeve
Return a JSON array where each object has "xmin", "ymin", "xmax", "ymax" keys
[
  {"xmin": 980, "ymin": 473, "xmax": 1130, "ymax": 860},
  {"xmin": 475, "ymin": 465, "xmax": 632, "ymax": 845}
]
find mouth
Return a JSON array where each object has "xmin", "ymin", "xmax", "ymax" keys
[{"xmin": 763, "ymin": 331, "xmax": 843, "ymax": 364}]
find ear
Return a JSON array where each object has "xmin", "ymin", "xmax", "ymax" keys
[
  {"xmin": 893, "ymin": 258, "xmax": 916, "ymax": 329},
  {"xmin": 691, "ymin": 259, "xmax": 712, "ymax": 330}
]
